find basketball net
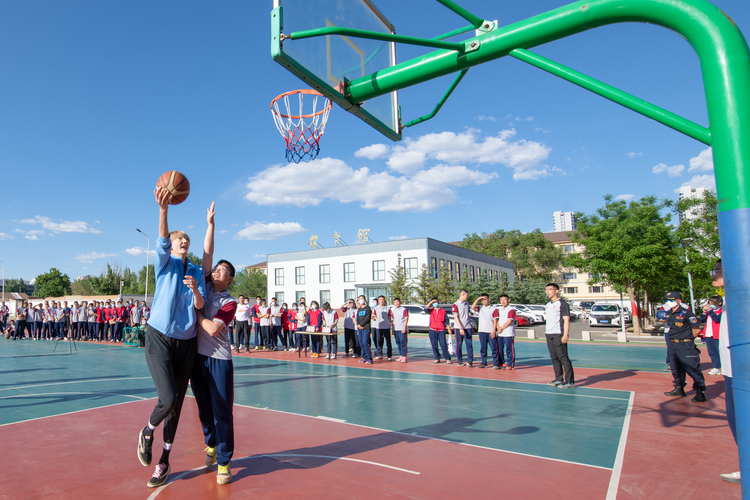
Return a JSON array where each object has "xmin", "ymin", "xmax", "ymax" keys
[{"xmin": 271, "ymin": 89, "xmax": 332, "ymax": 163}]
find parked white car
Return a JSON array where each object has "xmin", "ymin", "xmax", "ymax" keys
[
  {"xmin": 588, "ymin": 303, "xmax": 631, "ymax": 327},
  {"xmin": 509, "ymin": 304, "xmax": 544, "ymax": 324}
]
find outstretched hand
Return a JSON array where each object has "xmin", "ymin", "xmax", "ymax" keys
[
  {"xmin": 154, "ymin": 187, "xmax": 173, "ymax": 209},
  {"xmin": 207, "ymin": 201, "xmax": 216, "ymax": 225}
]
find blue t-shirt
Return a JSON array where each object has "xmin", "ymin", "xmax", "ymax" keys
[{"xmin": 148, "ymin": 236, "xmax": 206, "ymax": 340}]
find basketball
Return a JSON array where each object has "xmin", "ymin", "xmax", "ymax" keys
[{"xmin": 156, "ymin": 171, "xmax": 190, "ymax": 205}]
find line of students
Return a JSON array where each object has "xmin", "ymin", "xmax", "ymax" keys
[{"xmin": 6, "ymin": 299, "xmax": 150, "ymax": 342}]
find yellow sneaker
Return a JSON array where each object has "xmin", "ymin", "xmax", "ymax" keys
[
  {"xmin": 204, "ymin": 446, "xmax": 217, "ymax": 467},
  {"xmin": 217, "ymin": 464, "xmax": 232, "ymax": 485}
]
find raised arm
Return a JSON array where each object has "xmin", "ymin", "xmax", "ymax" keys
[
  {"xmin": 155, "ymin": 187, "xmax": 173, "ymax": 238},
  {"xmin": 202, "ymin": 201, "xmax": 216, "ymax": 275}
]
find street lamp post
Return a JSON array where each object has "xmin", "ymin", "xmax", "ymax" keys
[
  {"xmin": 136, "ymin": 229, "xmax": 150, "ymax": 305},
  {"xmin": 682, "ymin": 238, "xmax": 696, "ymax": 313}
]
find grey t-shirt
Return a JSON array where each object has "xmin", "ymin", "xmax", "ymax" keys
[
  {"xmin": 197, "ymin": 281, "xmax": 237, "ymax": 360},
  {"xmin": 545, "ymin": 299, "xmax": 570, "ymax": 334},
  {"xmin": 373, "ymin": 305, "xmax": 390, "ymax": 329}
]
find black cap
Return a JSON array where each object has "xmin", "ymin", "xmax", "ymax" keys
[{"xmin": 665, "ymin": 291, "xmax": 682, "ymax": 300}]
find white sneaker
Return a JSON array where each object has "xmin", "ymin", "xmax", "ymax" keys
[
  {"xmin": 325, "ymin": 354, "xmax": 330, "ymax": 359},
  {"xmin": 720, "ymin": 471, "xmax": 741, "ymax": 483}
]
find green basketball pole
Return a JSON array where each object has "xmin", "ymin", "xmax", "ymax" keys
[{"xmin": 273, "ymin": 1, "xmax": 750, "ymax": 494}]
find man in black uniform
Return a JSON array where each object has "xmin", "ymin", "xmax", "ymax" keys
[{"xmin": 663, "ymin": 291, "xmax": 707, "ymax": 402}]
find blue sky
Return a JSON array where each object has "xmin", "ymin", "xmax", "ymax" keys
[{"xmin": 0, "ymin": 0, "xmax": 743, "ymax": 282}]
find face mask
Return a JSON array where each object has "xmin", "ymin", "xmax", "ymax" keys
[
  {"xmin": 709, "ymin": 304, "xmax": 718, "ymax": 310},
  {"xmin": 358, "ymin": 299, "xmax": 365, "ymax": 305},
  {"xmin": 256, "ymin": 300, "xmax": 260, "ymax": 304},
  {"xmin": 664, "ymin": 301, "xmax": 677, "ymax": 310},
  {"xmin": 311, "ymin": 304, "xmax": 318, "ymax": 310}
]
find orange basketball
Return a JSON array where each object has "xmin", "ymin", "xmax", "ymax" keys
[{"xmin": 156, "ymin": 171, "xmax": 190, "ymax": 205}]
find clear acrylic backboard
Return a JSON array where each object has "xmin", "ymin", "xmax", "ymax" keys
[{"xmin": 271, "ymin": 0, "xmax": 401, "ymax": 141}]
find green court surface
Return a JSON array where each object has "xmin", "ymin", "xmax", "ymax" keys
[{"xmin": 0, "ymin": 338, "xmax": 660, "ymax": 469}]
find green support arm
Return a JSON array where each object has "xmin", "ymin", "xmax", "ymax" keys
[
  {"xmin": 509, "ymin": 48, "xmax": 712, "ymax": 145},
  {"xmin": 402, "ymin": 69, "xmax": 469, "ymax": 129},
  {"xmin": 433, "ymin": 0, "xmax": 486, "ymax": 29},
  {"xmin": 288, "ymin": 26, "xmax": 466, "ymax": 52}
]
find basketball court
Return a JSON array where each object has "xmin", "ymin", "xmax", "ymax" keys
[{"xmin": 0, "ymin": 338, "xmax": 740, "ymax": 499}]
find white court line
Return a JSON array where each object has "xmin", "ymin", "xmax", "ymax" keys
[
  {"xmin": 0, "ymin": 376, "xmax": 153, "ymax": 393},
  {"xmin": 233, "ymin": 372, "xmax": 630, "ymax": 401},
  {"xmin": 0, "ymin": 397, "xmax": 150, "ymax": 428},
  {"xmin": 316, "ymin": 416, "xmax": 347, "ymax": 423},
  {"xmin": 147, "ymin": 453, "xmax": 419, "ymax": 499},
  {"xmin": 233, "ymin": 403, "xmax": 613, "ymax": 471},
  {"xmin": 0, "ymin": 391, "xmax": 148, "ymax": 401},
  {"xmin": 606, "ymin": 391, "xmax": 635, "ymax": 500}
]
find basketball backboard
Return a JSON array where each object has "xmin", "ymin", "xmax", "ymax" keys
[{"xmin": 271, "ymin": 0, "xmax": 401, "ymax": 141}]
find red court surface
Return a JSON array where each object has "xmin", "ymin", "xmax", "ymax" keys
[{"xmin": 0, "ymin": 345, "xmax": 741, "ymax": 499}]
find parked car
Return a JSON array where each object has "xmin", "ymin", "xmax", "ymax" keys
[
  {"xmin": 569, "ymin": 306, "xmax": 585, "ymax": 321},
  {"xmin": 588, "ymin": 303, "xmax": 631, "ymax": 327},
  {"xmin": 523, "ymin": 304, "xmax": 547, "ymax": 321},
  {"xmin": 508, "ymin": 304, "xmax": 544, "ymax": 324}
]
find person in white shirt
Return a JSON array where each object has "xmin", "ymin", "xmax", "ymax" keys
[
  {"xmin": 270, "ymin": 297, "xmax": 284, "ymax": 350},
  {"xmin": 472, "ymin": 293, "xmax": 499, "ymax": 368},
  {"xmin": 341, "ymin": 299, "xmax": 360, "ymax": 358},
  {"xmin": 544, "ymin": 283, "xmax": 574, "ymax": 388},
  {"xmin": 234, "ymin": 295, "xmax": 249, "ymax": 353},
  {"xmin": 452, "ymin": 290, "xmax": 474, "ymax": 367},
  {"xmin": 389, "ymin": 298, "xmax": 409, "ymax": 363},
  {"xmin": 321, "ymin": 302, "xmax": 339, "ymax": 359},
  {"xmin": 258, "ymin": 299, "xmax": 271, "ymax": 350},
  {"xmin": 372, "ymin": 296, "xmax": 392, "ymax": 360},
  {"xmin": 494, "ymin": 294, "xmax": 517, "ymax": 369}
]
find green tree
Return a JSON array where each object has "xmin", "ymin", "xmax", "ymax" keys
[
  {"xmin": 507, "ymin": 279, "xmax": 549, "ymax": 304},
  {"xmin": 3, "ymin": 278, "xmax": 27, "ymax": 293},
  {"xmin": 387, "ymin": 255, "xmax": 412, "ymax": 303},
  {"xmin": 187, "ymin": 252, "xmax": 202, "ymax": 267},
  {"xmin": 412, "ymin": 264, "xmax": 434, "ymax": 304},
  {"xmin": 71, "ymin": 276, "xmax": 97, "ymax": 295},
  {"xmin": 228, "ymin": 268, "xmax": 267, "ymax": 299},
  {"xmin": 34, "ymin": 268, "xmax": 72, "ymax": 298},
  {"xmin": 460, "ymin": 229, "xmax": 563, "ymax": 280},
  {"xmin": 566, "ymin": 195, "xmax": 680, "ymax": 334},
  {"xmin": 430, "ymin": 265, "xmax": 455, "ymax": 304},
  {"xmin": 675, "ymin": 190, "xmax": 720, "ymax": 300}
]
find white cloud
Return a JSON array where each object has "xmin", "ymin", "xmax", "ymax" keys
[
  {"xmin": 535, "ymin": 127, "xmax": 550, "ymax": 133},
  {"xmin": 475, "ymin": 115, "xmax": 498, "ymax": 122},
  {"xmin": 615, "ymin": 194, "xmax": 634, "ymax": 201},
  {"xmin": 25, "ymin": 235, "xmax": 38, "ymax": 241},
  {"xmin": 245, "ymin": 158, "xmax": 497, "ymax": 213},
  {"xmin": 254, "ymin": 254, "xmax": 266, "ymax": 258},
  {"xmin": 516, "ymin": 116, "xmax": 534, "ymax": 122},
  {"xmin": 677, "ymin": 174, "xmax": 716, "ymax": 193},
  {"xmin": 235, "ymin": 222, "xmax": 307, "ymax": 241},
  {"xmin": 652, "ymin": 163, "xmax": 685, "ymax": 177},
  {"xmin": 354, "ymin": 144, "xmax": 389, "ymax": 160},
  {"xmin": 124, "ymin": 246, "xmax": 156, "ymax": 257},
  {"xmin": 384, "ymin": 128, "xmax": 552, "ymax": 179},
  {"xmin": 626, "ymin": 152, "xmax": 643, "ymax": 158},
  {"xmin": 75, "ymin": 251, "xmax": 118, "ymax": 263},
  {"xmin": 0, "ymin": 233, "xmax": 13, "ymax": 240},
  {"xmin": 218, "ymin": 230, "xmax": 228, "ymax": 234},
  {"xmin": 18, "ymin": 215, "xmax": 101, "ymax": 234},
  {"xmin": 689, "ymin": 148, "xmax": 713, "ymax": 172},
  {"xmin": 389, "ymin": 235, "xmax": 409, "ymax": 241}
]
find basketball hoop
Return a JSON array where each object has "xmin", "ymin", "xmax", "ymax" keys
[{"xmin": 271, "ymin": 89, "xmax": 332, "ymax": 163}]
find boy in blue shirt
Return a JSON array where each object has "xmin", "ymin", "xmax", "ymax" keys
[{"xmin": 138, "ymin": 187, "xmax": 206, "ymax": 488}]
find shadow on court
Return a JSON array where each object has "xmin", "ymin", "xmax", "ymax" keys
[
  {"xmin": 0, "ymin": 387, "xmax": 156, "ymax": 410},
  {"xmin": 233, "ymin": 374, "xmax": 340, "ymax": 389},
  {"xmin": 0, "ymin": 367, "xmax": 66, "ymax": 376},
  {"xmin": 575, "ymin": 370, "xmax": 637, "ymax": 388}
]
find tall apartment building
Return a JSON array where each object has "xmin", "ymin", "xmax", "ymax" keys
[
  {"xmin": 552, "ymin": 211, "xmax": 577, "ymax": 232},
  {"xmin": 677, "ymin": 185, "xmax": 708, "ymax": 223}
]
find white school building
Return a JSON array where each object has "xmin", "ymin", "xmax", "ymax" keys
[{"xmin": 266, "ymin": 237, "xmax": 514, "ymax": 306}]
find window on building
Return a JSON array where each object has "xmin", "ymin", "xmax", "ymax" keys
[
  {"xmin": 373, "ymin": 260, "xmax": 385, "ymax": 281},
  {"xmin": 456, "ymin": 264, "xmax": 461, "ymax": 281},
  {"xmin": 476, "ymin": 266, "xmax": 481, "ymax": 278},
  {"xmin": 320, "ymin": 290, "xmax": 331, "ymax": 305},
  {"xmin": 274, "ymin": 268, "xmax": 284, "ymax": 286},
  {"xmin": 563, "ymin": 287, "xmax": 578, "ymax": 294},
  {"xmin": 344, "ymin": 262, "xmax": 355, "ymax": 282},
  {"xmin": 295, "ymin": 291, "xmax": 306, "ymax": 304},
  {"xmin": 470, "ymin": 266, "xmax": 475, "ymax": 282},
  {"xmin": 463, "ymin": 263, "xmax": 468, "ymax": 280},
  {"xmin": 275, "ymin": 292, "xmax": 284, "ymax": 303},
  {"xmin": 319, "ymin": 264, "xmax": 330, "ymax": 284},
  {"xmin": 447, "ymin": 261, "xmax": 453, "ymax": 279},
  {"xmin": 344, "ymin": 289, "xmax": 357, "ymax": 301},
  {"xmin": 439, "ymin": 259, "xmax": 445, "ymax": 274},
  {"xmin": 404, "ymin": 257, "xmax": 418, "ymax": 279},
  {"xmin": 563, "ymin": 244, "xmax": 575, "ymax": 252},
  {"xmin": 430, "ymin": 257, "xmax": 438, "ymax": 279},
  {"xmin": 295, "ymin": 266, "xmax": 305, "ymax": 285},
  {"xmin": 494, "ymin": 270, "xmax": 499, "ymax": 281},
  {"xmin": 562, "ymin": 272, "xmax": 577, "ymax": 280},
  {"xmin": 589, "ymin": 286, "xmax": 604, "ymax": 293}
]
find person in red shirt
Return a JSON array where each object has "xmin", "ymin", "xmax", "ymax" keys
[
  {"xmin": 96, "ymin": 301, "xmax": 105, "ymax": 341},
  {"xmin": 426, "ymin": 298, "xmax": 452, "ymax": 364},
  {"xmin": 252, "ymin": 297, "xmax": 262, "ymax": 349},
  {"xmin": 307, "ymin": 301, "xmax": 324, "ymax": 357}
]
